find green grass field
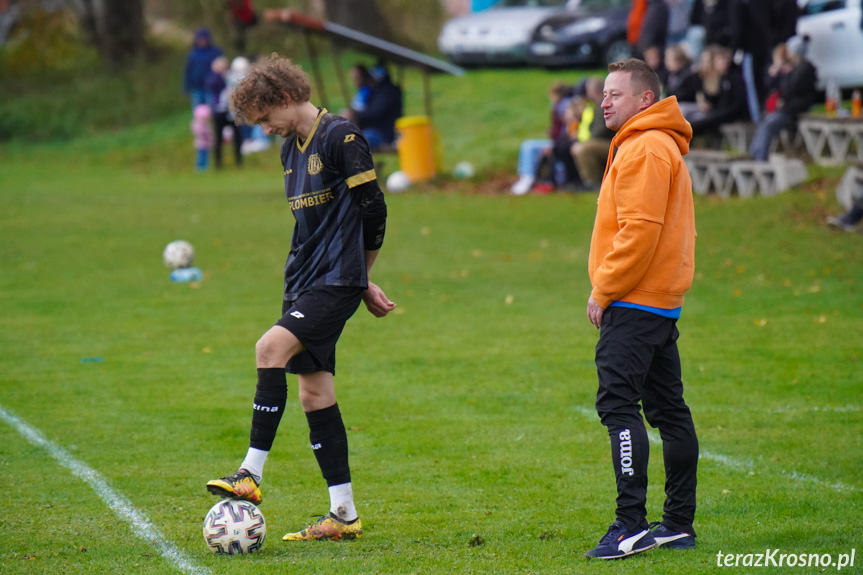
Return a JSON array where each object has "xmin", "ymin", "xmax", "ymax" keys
[{"xmin": 1, "ymin": 65, "xmax": 862, "ymax": 574}]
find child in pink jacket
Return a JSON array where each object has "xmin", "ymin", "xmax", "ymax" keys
[{"xmin": 191, "ymin": 104, "xmax": 213, "ymax": 171}]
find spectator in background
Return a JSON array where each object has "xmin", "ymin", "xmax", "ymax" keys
[
  {"xmin": 348, "ymin": 64, "xmax": 375, "ymax": 113},
  {"xmin": 350, "ymin": 63, "xmax": 403, "ymax": 151},
  {"xmin": 729, "ymin": 0, "xmax": 773, "ymax": 121},
  {"xmin": 663, "ymin": 43, "xmax": 701, "ymax": 102},
  {"xmin": 627, "ymin": 0, "xmax": 669, "ymax": 57},
  {"xmin": 191, "ymin": 104, "xmax": 213, "ymax": 172},
  {"xmin": 543, "ymin": 95, "xmax": 587, "ymax": 191},
  {"xmin": 826, "ymin": 180, "xmax": 863, "ymax": 232},
  {"xmin": 183, "ymin": 28, "xmax": 223, "ymax": 110},
  {"xmin": 227, "ymin": 0, "xmax": 257, "ymax": 54},
  {"xmin": 511, "ymin": 80, "xmax": 577, "ymax": 195},
  {"xmin": 571, "ymin": 76, "xmax": 616, "ymax": 189},
  {"xmin": 206, "ymin": 56, "xmax": 244, "ymax": 169},
  {"xmin": 749, "ymin": 35, "xmax": 817, "ymax": 161},
  {"xmin": 229, "ymin": 56, "xmax": 272, "ymax": 155},
  {"xmin": 678, "ymin": 44, "xmax": 720, "ymax": 121},
  {"xmin": 687, "ymin": 45, "xmax": 749, "ymax": 139},
  {"xmin": 769, "ymin": 0, "xmax": 800, "ymax": 51},
  {"xmin": 689, "ymin": 0, "xmax": 732, "ymax": 49},
  {"xmin": 666, "ymin": 0, "xmax": 694, "ymax": 45},
  {"xmin": 643, "ymin": 45, "xmax": 668, "ymax": 86},
  {"xmin": 763, "ymin": 42, "xmax": 792, "ymax": 114}
]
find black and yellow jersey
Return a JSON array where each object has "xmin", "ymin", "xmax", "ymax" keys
[{"xmin": 279, "ymin": 109, "xmax": 384, "ymax": 300}]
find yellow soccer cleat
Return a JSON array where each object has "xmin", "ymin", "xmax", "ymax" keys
[
  {"xmin": 206, "ymin": 469, "xmax": 263, "ymax": 505},
  {"xmin": 282, "ymin": 513, "xmax": 363, "ymax": 541}
]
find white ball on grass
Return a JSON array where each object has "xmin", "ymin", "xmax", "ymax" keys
[
  {"xmin": 162, "ymin": 240, "xmax": 195, "ymax": 270},
  {"xmin": 386, "ymin": 170, "xmax": 411, "ymax": 193},
  {"xmin": 202, "ymin": 499, "xmax": 266, "ymax": 555},
  {"xmin": 453, "ymin": 161, "xmax": 475, "ymax": 179}
]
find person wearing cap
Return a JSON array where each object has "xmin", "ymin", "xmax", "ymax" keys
[{"xmin": 749, "ymin": 35, "xmax": 817, "ymax": 161}]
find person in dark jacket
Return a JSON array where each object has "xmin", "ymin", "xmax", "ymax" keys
[
  {"xmin": 749, "ymin": 36, "xmax": 817, "ymax": 160},
  {"xmin": 729, "ymin": 0, "xmax": 773, "ymax": 120},
  {"xmin": 688, "ymin": 45, "xmax": 749, "ymax": 137},
  {"xmin": 183, "ymin": 28, "xmax": 224, "ymax": 110},
  {"xmin": 205, "ymin": 56, "xmax": 244, "ymax": 169},
  {"xmin": 351, "ymin": 64, "xmax": 403, "ymax": 150},
  {"xmin": 663, "ymin": 44, "xmax": 702, "ymax": 103},
  {"xmin": 628, "ymin": 0, "xmax": 669, "ymax": 57},
  {"xmin": 689, "ymin": 0, "xmax": 733, "ymax": 48}
]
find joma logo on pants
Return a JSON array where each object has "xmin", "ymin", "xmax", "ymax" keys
[{"xmin": 619, "ymin": 429, "xmax": 634, "ymax": 476}]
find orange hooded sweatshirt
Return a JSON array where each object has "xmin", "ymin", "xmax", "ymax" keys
[{"xmin": 588, "ymin": 96, "xmax": 695, "ymax": 310}]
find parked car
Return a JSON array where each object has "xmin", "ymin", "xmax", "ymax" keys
[
  {"xmin": 437, "ymin": 0, "xmax": 579, "ymax": 66},
  {"xmin": 796, "ymin": 0, "xmax": 863, "ymax": 89},
  {"xmin": 526, "ymin": 0, "xmax": 633, "ymax": 67}
]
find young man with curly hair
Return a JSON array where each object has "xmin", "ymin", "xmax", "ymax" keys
[{"xmin": 206, "ymin": 54, "xmax": 395, "ymax": 542}]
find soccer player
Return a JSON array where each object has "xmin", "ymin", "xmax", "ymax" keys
[
  {"xmin": 584, "ymin": 58, "xmax": 699, "ymax": 559},
  {"xmin": 206, "ymin": 54, "xmax": 396, "ymax": 542}
]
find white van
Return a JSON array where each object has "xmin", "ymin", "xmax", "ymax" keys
[{"xmin": 797, "ymin": 0, "xmax": 863, "ymax": 89}]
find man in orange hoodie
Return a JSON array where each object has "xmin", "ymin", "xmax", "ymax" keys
[{"xmin": 584, "ymin": 58, "xmax": 699, "ymax": 560}]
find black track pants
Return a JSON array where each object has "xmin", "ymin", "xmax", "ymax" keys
[{"xmin": 594, "ymin": 306, "xmax": 699, "ymax": 534}]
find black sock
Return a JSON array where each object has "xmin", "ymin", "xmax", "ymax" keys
[
  {"xmin": 249, "ymin": 368, "xmax": 287, "ymax": 451},
  {"xmin": 306, "ymin": 403, "xmax": 351, "ymax": 486}
]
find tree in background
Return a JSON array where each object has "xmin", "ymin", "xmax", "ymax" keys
[{"xmin": 67, "ymin": 0, "xmax": 146, "ymax": 66}]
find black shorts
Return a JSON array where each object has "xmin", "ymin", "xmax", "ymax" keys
[{"xmin": 277, "ymin": 286, "xmax": 365, "ymax": 375}]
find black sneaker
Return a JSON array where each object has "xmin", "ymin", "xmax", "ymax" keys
[
  {"xmin": 826, "ymin": 215, "xmax": 858, "ymax": 232},
  {"xmin": 584, "ymin": 520, "xmax": 657, "ymax": 559},
  {"xmin": 649, "ymin": 522, "xmax": 696, "ymax": 549}
]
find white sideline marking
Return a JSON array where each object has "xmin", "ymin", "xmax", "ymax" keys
[
  {"xmin": 573, "ymin": 406, "xmax": 858, "ymax": 492},
  {"xmin": 0, "ymin": 404, "xmax": 210, "ymax": 575}
]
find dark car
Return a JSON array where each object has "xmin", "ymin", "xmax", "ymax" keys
[{"xmin": 527, "ymin": 0, "xmax": 632, "ymax": 67}]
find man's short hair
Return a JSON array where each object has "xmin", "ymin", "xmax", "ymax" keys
[
  {"xmin": 230, "ymin": 53, "xmax": 312, "ymax": 125},
  {"xmin": 607, "ymin": 58, "xmax": 661, "ymax": 102}
]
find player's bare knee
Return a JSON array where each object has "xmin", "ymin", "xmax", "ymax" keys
[
  {"xmin": 255, "ymin": 334, "xmax": 289, "ymax": 367},
  {"xmin": 298, "ymin": 387, "xmax": 331, "ymax": 412}
]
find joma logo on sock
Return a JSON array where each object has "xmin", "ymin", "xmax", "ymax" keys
[
  {"xmin": 619, "ymin": 429, "xmax": 634, "ymax": 476},
  {"xmin": 311, "ymin": 443, "xmax": 322, "ymax": 450},
  {"xmin": 253, "ymin": 403, "xmax": 279, "ymax": 412}
]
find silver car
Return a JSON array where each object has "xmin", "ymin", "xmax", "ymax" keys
[{"xmin": 438, "ymin": 0, "xmax": 579, "ymax": 66}]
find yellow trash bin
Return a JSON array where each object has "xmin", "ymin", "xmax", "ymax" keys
[{"xmin": 395, "ymin": 115, "xmax": 437, "ymax": 182}]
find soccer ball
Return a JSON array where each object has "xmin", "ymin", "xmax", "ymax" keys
[
  {"xmin": 162, "ymin": 240, "xmax": 194, "ymax": 270},
  {"xmin": 203, "ymin": 499, "xmax": 266, "ymax": 555},
  {"xmin": 453, "ymin": 161, "xmax": 475, "ymax": 179},
  {"xmin": 386, "ymin": 170, "xmax": 411, "ymax": 192}
]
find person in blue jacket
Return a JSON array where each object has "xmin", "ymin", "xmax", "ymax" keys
[
  {"xmin": 351, "ymin": 64, "xmax": 403, "ymax": 151},
  {"xmin": 183, "ymin": 28, "xmax": 224, "ymax": 110}
]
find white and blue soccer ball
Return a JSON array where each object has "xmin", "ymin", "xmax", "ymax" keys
[
  {"xmin": 386, "ymin": 170, "xmax": 411, "ymax": 193},
  {"xmin": 203, "ymin": 499, "xmax": 266, "ymax": 555},
  {"xmin": 162, "ymin": 240, "xmax": 195, "ymax": 270},
  {"xmin": 453, "ymin": 161, "xmax": 475, "ymax": 179}
]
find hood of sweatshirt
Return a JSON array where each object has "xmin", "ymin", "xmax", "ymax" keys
[{"xmin": 611, "ymin": 96, "xmax": 692, "ymax": 156}]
